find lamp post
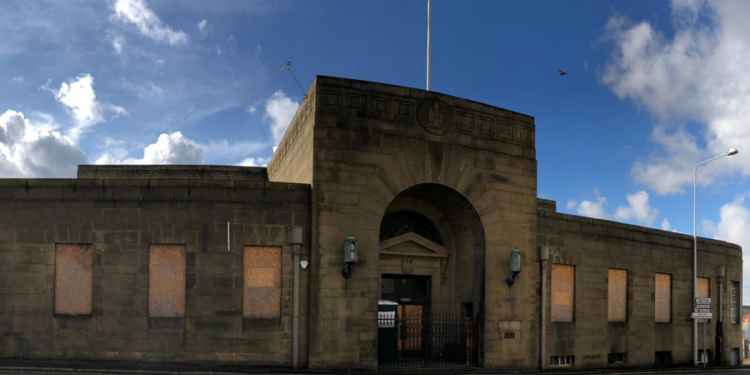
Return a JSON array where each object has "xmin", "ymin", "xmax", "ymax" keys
[{"xmin": 693, "ymin": 147, "xmax": 739, "ymax": 366}]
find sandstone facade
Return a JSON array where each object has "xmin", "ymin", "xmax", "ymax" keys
[{"xmin": 0, "ymin": 76, "xmax": 741, "ymax": 370}]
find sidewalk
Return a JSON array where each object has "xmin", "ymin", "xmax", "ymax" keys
[{"xmin": 0, "ymin": 360, "xmax": 749, "ymax": 375}]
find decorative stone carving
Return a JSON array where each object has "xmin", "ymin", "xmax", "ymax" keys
[
  {"xmin": 316, "ymin": 84, "xmax": 534, "ymax": 148},
  {"xmin": 417, "ymin": 98, "xmax": 451, "ymax": 136}
]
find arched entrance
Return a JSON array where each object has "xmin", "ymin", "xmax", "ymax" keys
[{"xmin": 377, "ymin": 184, "xmax": 485, "ymax": 368}]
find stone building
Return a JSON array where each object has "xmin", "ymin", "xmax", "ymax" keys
[{"xmin": 0, "ymin": 76, "xmax": 742, "ymax": 370}]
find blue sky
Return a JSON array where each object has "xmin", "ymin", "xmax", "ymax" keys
[{"xmin": 2, "ymin": 1, "xmax": 750, "ymax": 296}]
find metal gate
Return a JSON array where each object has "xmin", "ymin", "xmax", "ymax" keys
[{"xmin": 378, "ymin": 311, "xmax": 481, "ymax": 368}]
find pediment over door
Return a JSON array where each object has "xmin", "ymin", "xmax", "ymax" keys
[{"xmin": 380, "ymin": 232, "xmax": 449, "ymax": 259}]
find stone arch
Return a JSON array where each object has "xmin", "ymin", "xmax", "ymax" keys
[{"xmin": 377, "ymin": 183, "xmax": 486, "ymax": 318}]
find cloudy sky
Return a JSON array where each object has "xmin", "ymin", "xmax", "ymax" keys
[{"xmin": 2, "ymin": 1, "xmax": 750, "ymax": 297}]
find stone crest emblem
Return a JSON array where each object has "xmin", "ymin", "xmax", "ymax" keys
[{"xmin": 417, "ymin": 98, "xmax": 451, "ymax": 135}]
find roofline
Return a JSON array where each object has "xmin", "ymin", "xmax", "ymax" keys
[
  {"xmin": 314, "ymin": 74, "xmax": 535, "ymax": 121},
  {"xmin": 542, "ymin": 209, "xmax": 741, "ymax": 252}
]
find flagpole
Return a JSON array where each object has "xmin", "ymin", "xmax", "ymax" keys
[{"xmin": 426, "ymin": 0, "xmax": 432, "ymax": 91}]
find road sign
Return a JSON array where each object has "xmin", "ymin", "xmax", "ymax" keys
[
  {"xmin": 694, "ymin": 308, "xmax": 712, "ymax": 314},
  {"xmin": 692, "ymin": 312, "xmax": 713, "ymax": 319},
  {"xmin": 695, "ymin": 297, "xmax": 712, "ymax": 305}
]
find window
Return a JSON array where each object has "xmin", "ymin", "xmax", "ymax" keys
[
  {"xmin": 148, "ymin": 245, "xmax": 186, "ymax": 318},
  {"xmin": 731, "ymin": 281, "xmax": 740, "ymax": 324},
  {"xmin": 244, "ymin": 246, "xmax": 281, "ymax": 319},
  {"xmin": 654, "ymin": 273, "xmax": 671, "ymax": 323},
  {"xmin": 54, "ymin": 244, "xmax": 93, "ymax": 315},
  {"xmin": 551, "ymin": 264, "xmax": 574, "ymax": 322},
  {"xmin": 698, "ymin": 277, "xmax": 710, "ymax": 298},
  {"xmin": 608, "ymin": 269, "xmax": 627, "ymax": 322}
]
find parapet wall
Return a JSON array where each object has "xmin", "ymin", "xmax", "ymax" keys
[
  {"xmin": 0, "ymin": 168, "xmax": 311, "ymax": 365},
  {"xmin": 537, "ymin": 199, "xmax": 742, "ymax": 368}
]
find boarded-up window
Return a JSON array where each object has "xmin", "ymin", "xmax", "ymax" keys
[
  {"xmin": 55, "ymin": 244, "xmax": 93, "ymax": 315},
  {"xmin": 731, "ymin": 281, "xmax": 740, "ymax": 324},
  {"xmin": 698, "ymin": 277, "xmax": 710, "ymax": 298},
  {"xmin": 551, "ymin": 264, "xmax": 574, "ymax": 322},
  {"xmin": 608, "ymin": 269, "xmax": 627, "ymax": 322},
  {"xmin": 148, "ymin": 245, "xmax": 186, "ymax": 317},
  {"xmin": 655, "ymin": 273, "xmax": 671, "ymax": 323},
  {"xmin": 244, "ymin": 246, "xmax": 281, "ymax": 319}
]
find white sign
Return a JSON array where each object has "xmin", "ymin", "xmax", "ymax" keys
[
  {"xmin": 695, "ymin": 297, "xmax": 712, "ymax": 305},
  {"xmin": 378, "ymin": 311, "xmax": 395, "ymax": 327},
  {"xmin": 692, "ymin": 312, "xmax": 713, "ymax": 319},
  {"xmin": 694, "ymin": 308, "xmax": 712, "ymax": 314}
]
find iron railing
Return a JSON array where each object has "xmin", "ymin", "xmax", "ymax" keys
[{"xmin": 378, "ymin": 312, "xmax": 480, "ymax": 368}]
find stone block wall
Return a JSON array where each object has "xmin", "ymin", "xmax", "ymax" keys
[
  {"xmin": 538, "ymin": 200, "xmax": 742, "ymax": 368},
  {"xmin": 306, "ymin": 76, "xmax": 539, "ymax": 369},
  {"xmin": 0, "ymin": 167, "xmax": 310, "ymax": 365}
]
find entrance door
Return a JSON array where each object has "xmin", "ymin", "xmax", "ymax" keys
[{"xmin": 380, "ymin": 275, "xmax": 431, "ymax": 362}]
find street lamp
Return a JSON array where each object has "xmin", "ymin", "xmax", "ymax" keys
[{"xmin": 693, "ymin": 147, "xmax": 739, "ymax": 366}]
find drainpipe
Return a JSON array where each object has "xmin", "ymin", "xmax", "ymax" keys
[
  {"xmin": 717, "ymin": 266, "xmax": 726, "ymax": 364},
  {"xmin": 539, "ymin": 245, "xmax": 549, "ymax": 370},
  {"xmin": 290, "ymin": 226, "xmax": 304, "ymax": 369}
]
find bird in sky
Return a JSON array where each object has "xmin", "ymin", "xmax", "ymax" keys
[{"xmin": 558, "ymin": 69, "xmax": 568, "ymax": 76}]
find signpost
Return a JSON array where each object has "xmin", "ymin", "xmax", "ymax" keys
[
  {"xmin": 692, "ymin": 298, "xmax": 712, "ymax": 364},
  {"xmin": 692, "ymin": 298, "xmax": 712, "ymax": 320}
]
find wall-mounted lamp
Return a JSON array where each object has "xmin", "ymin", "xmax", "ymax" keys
[
  {"xmin": 342, "ymin": 236, "xmax": 358, "ymax": 279},
  {"xmin": 505, "ymin": 248, "xmax": 522, "ymax": 286}
]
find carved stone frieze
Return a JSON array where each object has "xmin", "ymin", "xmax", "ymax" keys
[{"xmin": 316, "ymin": 85, "xmax": 534, "ymax": 148}]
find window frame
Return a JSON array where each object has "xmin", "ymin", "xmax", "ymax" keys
[
  {"xmin": 697, "ymin": 276, "xmax": 711, "ymax": 298},
  {"xmin": 654, "ymin": 273, "xmax": 672, "ymax": 324},
  {"xmin": 53, "ymin": 243, "xmax": 94, "ymax": 317},
  {"xmin": 550, "ymin": 263, "xmax": 575, "ymax": 323},
  {"xmin": 607, "ymin": 268, "xmax": 628, "ymax": 323},
  {"xmin": 147, "ymin": 244, "xmax": 187, "ymax": 319},
  {"xmin": 243, "ymin": 245, "xmax": 283, "ymax": 320},
  {"xmin": 731, "ymin": 281, "xmax": 740, "ymax": 325}
]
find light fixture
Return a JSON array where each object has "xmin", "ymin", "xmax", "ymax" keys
[
  {"xmin": 505, "ymin": 248, "xmax": 522, "ymax": 286},
  {"xmin": 342, "ymin": 236, "xmax": 358, "ymax": 279}
]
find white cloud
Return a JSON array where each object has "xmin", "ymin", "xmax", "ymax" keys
[
  {"xmin": 54, "ymin": 74, "xmax": 127, "ymax": 142},
  {"xmin": 572, "ymin": 189, "xmax": 608, "ymax": 219},
  {"xmin": 265, "ymin": 90, "xmax": 299, "ymax": 146},
  {"xmin": 565, "ymin": 199, "xmax": 577, "ymax": 210},
  {"xmin": 604, "ymin": 1, "xmax": 750, "ymax": 194},
  {"xmin": 55, "ymin": 74, "xmax": 100, "ymax": 128},
  {"xmin": 0, "ymin": 110, "xmax": 86, "ymax": 178},
  {"xmin": 238, "ymin": 157, "xmax": 269, "ymax": 167},
  {"xmin": 197, "ymin": 19, "xmax": 209, "ymax": 35},
  {"xmin": 660, "ymin": 218, "xmax": 673, "ymax": 231},
  {"xmin": 631, "ymin": 126, "xmax": 702, "ymax": 194},
  {"xmin": 569, "ymin": 189, "xmax": 665, "ymax": 227},
  {"xmin": 120, "ymin": 79, "xmax": 165, "ymax": 99},
  {"xmin": 202, "ymin": 139, "xmax": 266, "ymax": 162},
  {"xmin": 614, "ymin": 190, "xmax": 659, "ymax": 225},
  {"xmin": 113, "ymin": 0, "xmax": 189, "ymax": 46},
  {"xmin": 703, "ymin": 195, "xmax": 750, "ymax": 301},
  {"xmin": 97, "ymin": 131, "xmax": 203, "ymax": 165},
  {"xmin": 96, "ymin": 132, "xmax": 268, "ymax": 167},
  {"xmin": 111, "ymin": 33, "xmax": 126, "ymax": 55},
  {"xmin": 247, "ymin": 105, "xmax": 257, "ymax": 114}
]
